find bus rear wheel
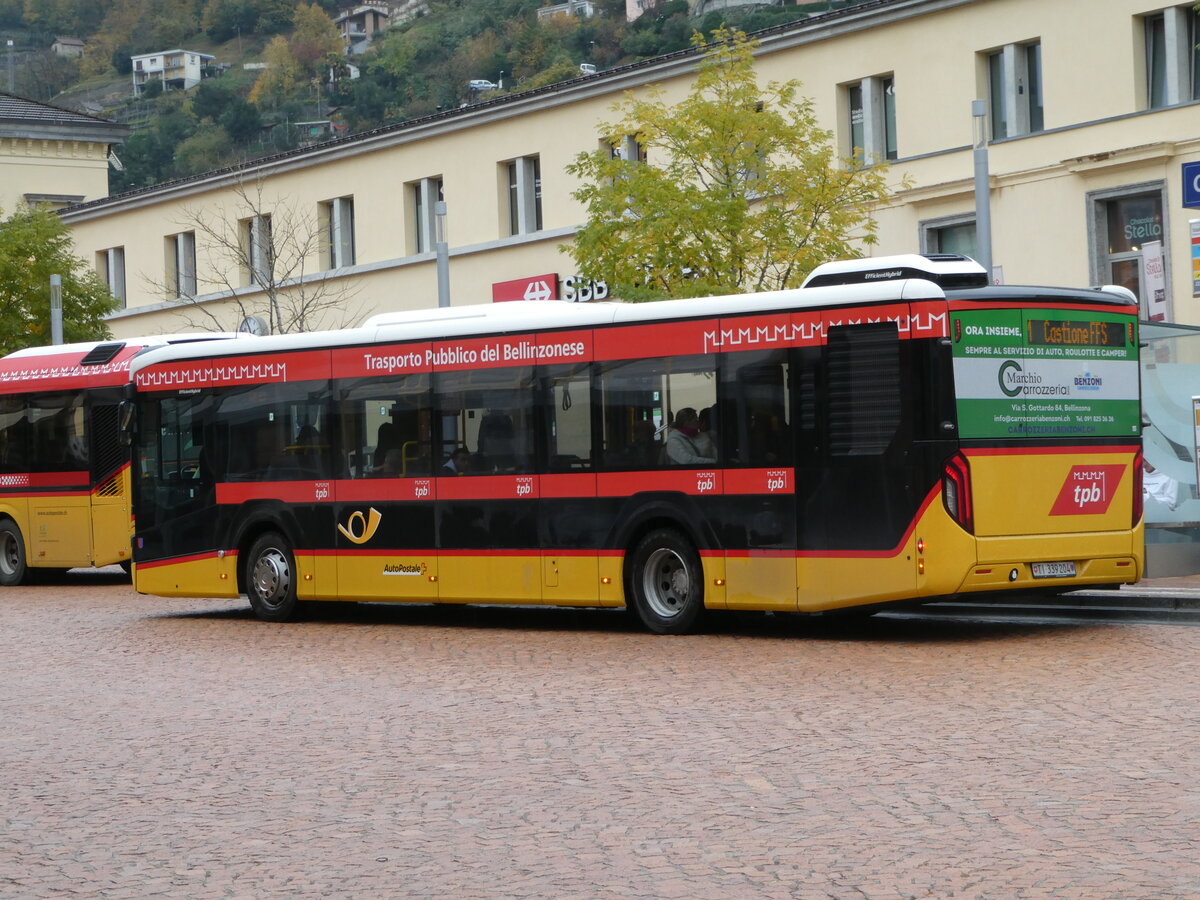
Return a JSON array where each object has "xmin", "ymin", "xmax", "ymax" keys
[
  {"xmin": 0, "ymin": 521, "xmax": 27, "ymax": 586},
  {"xmin": 245, "ymin": 532, "xmax": 300, "ymax": 622},
  {"xmin": 627, "ymin": 528, "xmax": 705, "ymax": 635}
]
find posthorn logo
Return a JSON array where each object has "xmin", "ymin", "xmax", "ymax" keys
[{"xmin": 337, "ymin": 507, "xmax": 382, "ymax": 544}]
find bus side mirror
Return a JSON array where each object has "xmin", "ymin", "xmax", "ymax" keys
[{"xmin": 118, "ymin": 401, "xmax": 135, "ymax": 447}]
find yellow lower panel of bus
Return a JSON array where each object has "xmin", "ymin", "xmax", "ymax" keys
[
  {"xmin": 135, "ymin": 553, "xmax": 240, "ymax": 599},
  {"xmin": 724, "ymin": 555, "xmax": 793, "ymax": 611},
  {"xmin": 436, "ymin": 553, "xmax": 542, "ymax": 604},
  {"xmin": 31, "ymin": 497, "xmax": 91, "ymax": 567},
  {"xmin": 957, "ymin": 555, "xmax": 1139, "ymax": 592},
  {"xmin": 975, "ymin": 528, "xmax": 1142, "ymax": 569},
  {"xmin": 336, "ymin": 555, "xmax": 439, "ymax": 601},
  {"xmin": 796, "ymin": 550, "xmax": 918, "ymax": 613},
  {"xmin": 542, "ymin": 554, "xmax": 606, "ymax": 607}
]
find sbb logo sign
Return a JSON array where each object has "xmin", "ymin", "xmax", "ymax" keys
[{"xmin": 1049, "ymin": 465, "xmax": 1126, "ymax": 516}]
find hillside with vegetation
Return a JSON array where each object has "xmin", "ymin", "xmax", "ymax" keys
[{"xmin": 0, "ymin": 0, "xmax": 866, "ymax": 193}]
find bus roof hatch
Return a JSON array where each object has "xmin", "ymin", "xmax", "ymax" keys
[{"xmin": 802, "ymin": 254, "xmax": 989, "ymax": 290}]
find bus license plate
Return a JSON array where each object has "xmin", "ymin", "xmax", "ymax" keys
[{"xmin": 1032, "ymin": 561, "xmax": 1076, "ymax": 579}]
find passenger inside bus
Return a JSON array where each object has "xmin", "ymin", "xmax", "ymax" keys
[
  {"xmin": 663, "ymin": 408, "xmax": 717, "ymax": 466},
  {"xmin": 442, "ymin": 447, "xmax": 471, "ymax": 475}
]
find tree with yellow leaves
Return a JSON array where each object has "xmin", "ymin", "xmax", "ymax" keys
[{"xmin": 565, "ymin": 27, "xmax": 899, "ymax": 301}]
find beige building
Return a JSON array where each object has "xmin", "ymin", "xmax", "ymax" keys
[
  {"xmin": 58, "ymin": 0, "xmax": 1200, "ymax": 338},
  {"xmin": 0, "ymin": 93, "xmax": 127, "ymax": 213}
]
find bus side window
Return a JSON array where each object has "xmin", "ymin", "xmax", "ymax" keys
[
  {"xmin": 338, "ymin": 373, "xmax": 433, "ymax": 478},
  {"xmin": 724, "ymin": 352, "xmax": 791, "ymax": 467},
  {"xmin": 542, "ymin": 364, "xmax": 593, "ymax": 472},
  {"xmin": 434, "ymin": 368, "xmax": 534, "ymax": 475},
  {"xmin": 599, "ymin": 358, "xmax": 663, "ymax": 470},
  {"xmin": 0, "ymin": 396, "xmax": 29, "ymax": 473}
]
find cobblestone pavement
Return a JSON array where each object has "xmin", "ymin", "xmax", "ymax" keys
[{"xmin": 3, "ymin": 571, "xmax": 1200, "ymax": 899}]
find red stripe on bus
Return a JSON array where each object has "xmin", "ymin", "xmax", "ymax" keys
[
  {"xmin": 136, "ymin": 550, "xmax": 227, "ymax": 570},
  {"xmin": 0, "ymin": 471, "xmax": 90, "ymax": 489},
  {"xmin": 136, "ymin": 349, "xmax": 332, "ymax": 391},
  {"xmin": 538, "ymin": 472, "xmax": 596, "ymax": 498},
  {"xmin": 0, "ymin": 346, "xmax": 145, "ymax": 394},
  {"xmin": 215, "ymin": 469, "xmax": 809, "ymax": 505},
  {"xmin": 217, "ymin": 481, "xmax": 333, "ymax": 505},
  {"xmin": 335, "ymin": 478, "xmax": 435, "ymax": 502},
  {"xmin": 598, "ymin": 470, "xmax": 722, "ymax": 496}
]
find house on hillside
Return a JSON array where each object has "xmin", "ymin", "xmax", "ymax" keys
[
  {"xmin": 51, "ymin": 37, "xmax": 85, "ymax": 58},
  {"xmin": 537, "ymin": 0, "xmax": 597, "ymax": 18},
  {"xmin": 390, "ymin": 0, "xmax": 431, "ymax": 24},
  {"xmin": 131, "ymin": 50, "xmax": 215, "ymax": 97},
  {"xmin": 0, "ymin": 93, "xmax": 127, "ymax": 212},
  {"xmin": 335, "ymin": 4, "xmax": 391, "ymax": 56}
]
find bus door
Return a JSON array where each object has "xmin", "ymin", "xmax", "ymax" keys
[
  {"xmin": 28, "ymin": 392, "xmax": 92, "ymax": 567},
  {"xmin": 333, "ymin": 373, "xmax": 438, "ymax": 601},
  {"xmin": 800, "ymin": 319, "xmax": 920, "ymax": 609},
  {"xmin": 721, "ymin": 349, "xmax": 799, "ymax": 611},
  {"xmin": 433, "ymin": 365, "xmax": 541, "ymax": 603},
  {"xmin": 87, "ymin": 396, "xmax": 132, "ymax": 568}
]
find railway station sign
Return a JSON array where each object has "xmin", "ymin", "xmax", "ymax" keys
[{"xmin": 492, "ymin": 273, "xmax": 558, "ymax": 303}]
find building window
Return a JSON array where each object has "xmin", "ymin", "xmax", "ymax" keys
[
  {"xmin": 986, "ymin": 41, "xmax": 1043, "ymax": 139},
  {"xmin": 240, "ymin": 214, "xmax": 272, "ymax": 287},
  {"xmin": 1144, "ymin": 6, "xmax": 1200, "ymax": 108},
  {"xmin": 166, "ymin": 231, "xmax": 196, "ymax": 299},
  {"xmin": 505, "ymin": 156, "xmax": 542, "ymax": 236},
  {"xmin": 411, "ymin": 177, "xmax": 444, "ymax": 254},
  {"xmin": 1089, "ymin": 184, "xmax": 1167, "ymax": 318},
  {"xmin": 322, "ymin": 197, "xmax": 355, "ymax": 269},
  {"xmin": 920, "ymin": 215, "xmax": 978, "ymax": 259},
  {"xmin": 846, "ymin": 75, "xmax": 896, "ymax": 162},
  {"xmin": 609, "ymin": 135, "xmax": 646, "ymax": 162},
  {"xmin": 97, "ymin": 247, "xmax": 125, "ymax": 307}
]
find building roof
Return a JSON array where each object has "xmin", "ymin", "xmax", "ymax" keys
[
  {"xmin": 130, "ymin": 49, "xmax": 216, "ymax": 61},
  {"xmin": 0, "ymin": 92, "xmax": 129, "ymax": 144}
]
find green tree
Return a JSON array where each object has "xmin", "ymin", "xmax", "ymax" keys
[
  {"xmin": 173, "ymin": 124, "xmax": 233, "ymax": 176},
  {"xmin": 289, "ymin": 2, "xmax": 341, "ymax": 77},
  {"xmin": 0, "ymin": 205, "xmax": 116, "ymax": 354},
  {"xmin": 219, "ymin": 97, "xmax": 262, "ymax": 143},
  {"xmin": 565, "ymin": 28, "xmax": 897, "ymax": 300}
]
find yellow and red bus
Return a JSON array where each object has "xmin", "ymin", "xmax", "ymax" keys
[
  {"xmin": 126, "ymin": 255, "xmax": 1143, "ymax": 632},
  {"xmin": 0, "ymin": 335, "xmax": 243, "ymax": 585}
]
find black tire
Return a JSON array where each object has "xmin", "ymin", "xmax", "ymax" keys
[
  {"xmin": 626, "ymin": 528, "xmax": 705, "ymax": 635},
  {"xmin": 0, "ymin": 520, "xmax": 28, "ymax": 586},
  {"xmin": 244, "ymin": 531, "xmax": 301, "ymax": 622}
]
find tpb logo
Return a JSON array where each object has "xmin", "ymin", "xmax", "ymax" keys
[{"xmin": 1049, "ymin": 465, "xmax": 1125, "ymax": 516}]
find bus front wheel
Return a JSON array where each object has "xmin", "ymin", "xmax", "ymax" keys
[
  {"xmin": 627, "ymin": 528, "xmax": 705, "ymax": 635},
  {"xmin": 0, "ymin": 521, "xmax": 27, "ymax": 586},
  {"xmin": 245, "ymin": 532, "xmax": 300, "ymax": 622}
]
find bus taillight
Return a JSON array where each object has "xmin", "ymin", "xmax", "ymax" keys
[
  {"xmin": 1132, "ymin": 450, "xmax": 1144, "ymax": 527},
  {"xmin": 943, "ymin": 453, "xmax": 974, "ymax": 534}
]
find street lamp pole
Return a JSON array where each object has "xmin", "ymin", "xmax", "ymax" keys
[
  {"xmin": 50, "ymin": 274, "xmax": 63, "ymax": 345},
  {"xmin": 435, "ymin": 200, "xmax": 450, "ymax": 308},
  {"xmin": 972, "ymin": 99, "xmax": 993, "ymax": 278}
]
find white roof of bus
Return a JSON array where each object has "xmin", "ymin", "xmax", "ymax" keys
[
  {"xmin": 2, "ymin": 332, "xmax": 246, "ymax": 360},
  {"xmin": 127, "ymin": 278, "xmax": 946, "ymax": 376}
]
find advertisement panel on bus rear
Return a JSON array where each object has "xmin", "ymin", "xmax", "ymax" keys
[{"xmin": 951, "ymin": 308, "xmax": 1140, "ymax": 439}]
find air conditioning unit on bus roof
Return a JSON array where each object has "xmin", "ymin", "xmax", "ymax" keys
[{"xmin": 802, "ymin": 254, "xmax": 989, "ymax": 290}]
